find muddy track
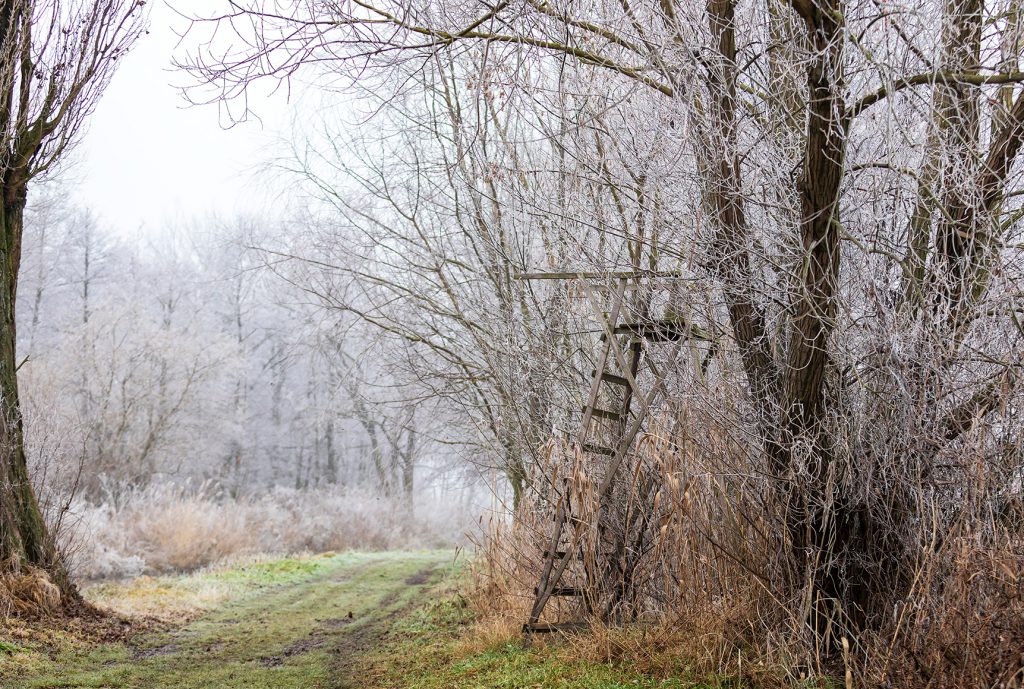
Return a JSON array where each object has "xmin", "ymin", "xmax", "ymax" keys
[
  {"xmin": 128, "ymin": 557, "xmax": 386, "ymax": 664},
  {"xmin": 8, "ymin": 552, "xmax": 453, "ymax": 689},
  {"xmin": 326, "ymin": 563, "xmax": 444, "ymax": 689}
]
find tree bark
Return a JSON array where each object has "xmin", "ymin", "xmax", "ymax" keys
[
  {"xmin": 703, "ymin": 0, "xmax": 783, "ymax": 466},
  {"xmin": 783, "ymin": 0, "xmax": 858, "ymax": 639},
  {"xmin": 932, "ymin": 0, "xmax": 984, "ymax": 326},
  {"xmin": 0, "ymin": 191, "xmax": 67, "ymax": 593}
]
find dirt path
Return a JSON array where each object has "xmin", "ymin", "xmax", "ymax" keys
[{"xmin": 7, "ymin": 551, "xmax": 451, "ymax": 689}]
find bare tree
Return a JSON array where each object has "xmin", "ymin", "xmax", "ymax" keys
[
  {"xmin": 181, "ymin": 0, "xmax": 1024, "ymax": 660},
  {"xmin": 0, "ymin": 0, "xmax": 144, "ymax": 592}
]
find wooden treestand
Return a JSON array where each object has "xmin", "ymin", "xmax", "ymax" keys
[{"xmin": 518, "ymin": 272, "xmax": 711, "ymax": 643}]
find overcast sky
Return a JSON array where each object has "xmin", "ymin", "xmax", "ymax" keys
[{"xmin": 71, "ymin": 1, "xmax": 297, "ymax": 237}]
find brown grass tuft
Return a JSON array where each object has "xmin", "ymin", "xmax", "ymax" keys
[
  {"xmin": 869, "ymin": 540, "xmax": 1024, "ymax": 688},
  {"xmin": 0, "ymin": 566, "xmax": 61, "ymax": 618}
]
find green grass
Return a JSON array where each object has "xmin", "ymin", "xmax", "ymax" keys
[
  {"xmin": 1, "ymin": 551, "xmax": 452, "ymax": 689},
  {"xmin": 355, "ymin": 591, "xmax": 729, "ymax": 689},
  {"xmin": 0, "ymin": 639, "xmax": 23, "ymax": 655},
  {"xmin": 2, "ymin": 551, "xmax": 739, "ymax": 689},
  {"xmin": 83, "ymin": 551, "xmax": 356, "ymax": 621}
]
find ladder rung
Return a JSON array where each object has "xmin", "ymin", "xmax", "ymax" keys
[
  {"xmin": 552, "ymin": 586, "xmax": 583, "ymax": 596},
  {"xmin": 523, "ymin": 621, "xmax": 588, "ymax": 634},
  {"xmin": 614, "ymin": 320, "xmax": 710, "ymax": 342},
  {"xmin": 591, "ymin": 370, "xmax": 629, "ymax": 387},
  {"xmin": 582, "ymin": 442, "xmax": 615, "ymax": 456},
  {"xmin": 543, "ymin": 550, "xmax": 584, "ymax": 560},
  {"xmin": 585, "ymin": 406, "xmax": 621, "ymax": 422},
  {"xmin": 534, "ymin": 586, "xmax": 583, "ymax": 597}
]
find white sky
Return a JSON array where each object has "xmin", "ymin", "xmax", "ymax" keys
[{"xmin": 71, "ymin": 1, "xmax": 297, "ymax": 236}]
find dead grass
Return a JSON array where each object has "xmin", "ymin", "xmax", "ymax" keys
[
  {"xmin": 454, "ymin": 612, "xmax": 522, "ymax": 655},
  {"xmin": 65, "ymin": 483, "xmax": 474, "ymax": 579},
  {"xmin": 85, "ymin": 574, "xmax": 236, "ymax": 622},
  {"xmin": 0, "ymin": 566, "xmax": 61, "ymax": 618},
  {"xmin": 124, "ymin": 487, "xmax": 257, "ymax": 573},
  {"xmin": 867, "ymin": 540, "xmax": 1024, "ymax": 688},
  {"xmin": 469, "ymin": 408, "xmax": 1024, "ymax": 688}
]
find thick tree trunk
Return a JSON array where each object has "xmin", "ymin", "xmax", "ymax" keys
[
  {"xmin": 703, "ymin": 0, "xmax": 885, "ymax": 640},
  {"xmin": 782, "ymin": 0, "xmax": 861, "ymax": 641},
  {"xmin": 0, "ymin": 192, "xmax": 69, "ymax": 595},
  {"xmin": 933, "ymin": 0, "xmax": 983, "ymax": 327},
  {"xmin": 703, "ymin": 0, "xmax": 783, "ymax": 465}
]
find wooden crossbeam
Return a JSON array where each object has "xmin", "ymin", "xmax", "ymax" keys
[
  {"xmin": 585, "ymin": 406, "xmax": 622, "ymax": 422},
  {"xmin": 593, "ymin": 370, "xmax": 630, "ymax": 387},
  {"xmin": 534, "ymin": 586, "xmax": 583, "ymax": 597},
  {"xmin": 582, "ymin": 442, "xmax": 616, "ymax": 456},
  {"xmin": 516, "ymin": 271, "xmax": 683, "ymax": 280},
  {"xmin": 614, "ymin": 321, "xmax": 713, "ymax": 342}
]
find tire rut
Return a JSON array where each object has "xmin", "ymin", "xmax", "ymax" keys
[{"xmin": 325, "ymin": 562, "xmax": 445, "ymax": 689}]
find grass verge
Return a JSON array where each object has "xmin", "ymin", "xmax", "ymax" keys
[
  {"xmin": 353, "ymin": 584, "xmax": 734, "ymax": 688},
  {"xmin": 3, "ymin": 551, "xmax": 741, "ymax": 688}
]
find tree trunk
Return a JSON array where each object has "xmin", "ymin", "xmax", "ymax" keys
[
  {"xmin": 783, "ymin": 0, "xmax": 855, "ymax": 641},
  {"xmin": 703, "ymin": 0, "xmax": 783, "ymax": 471},
  {"xmin": 0, "ymin": 193, "xmax": 68, "ymax": 595},
  {"xmin": 399, "ymin": 426, "xmax": 415, "ymax": 519},
  {"xmin": 401, "ymin": 425, "xmax": 414, "ymax": 499},
  {"xmin": 325, "ymin": 418, "xmax": 337, "ymax": 484},
  {"xmin": 505, "ymin": 443, "xmax": 526, "ymax": 511}
]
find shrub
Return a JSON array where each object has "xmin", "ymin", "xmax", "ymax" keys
[{"xmin": 65, "ymin": 481, "xmax": 476, "ymax": 579}]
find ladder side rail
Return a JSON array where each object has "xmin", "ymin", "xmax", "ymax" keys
[
  {"xmin": 617, "ymin": 339, "xmax": 644, "ymax": 433},
  {"xmin": 528, "ymin": 516, "xmax": 588, "ymax": 624},
  {"xmin": 581, "ymin": 283, "xmax": 650, "ymax": 417},
  {"xmin": 594, "ymin": 340, "xmax": 683, "ymax": 502},
  {"xmin": 527, "ymin": 487, "xmax": 572, "ymax": 623},
  {"xmin": 578, "ymin": 278, "xmax": 628, "ymax": 444}
]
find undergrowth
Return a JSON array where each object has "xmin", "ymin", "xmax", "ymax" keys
[{"xmin": 356, "ymin": 583, "xmax": 737, "ymax": 688}]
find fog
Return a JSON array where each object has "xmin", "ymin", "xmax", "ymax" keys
[
  {"xmin": 4, "ymin": 2, "xmax": 1022, "ymax": 684},
  {"xmin": 74, "ymin": 0, "xmax": 293, "ymax": 234}
]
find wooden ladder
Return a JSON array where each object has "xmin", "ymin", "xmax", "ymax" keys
[{"xmin": 523, "ymin": 277, "xmax": 689, "ymax": 641}]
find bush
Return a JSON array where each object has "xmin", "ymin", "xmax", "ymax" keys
[
  {"xmin": 472, "ymin": 419, "xmax": 1024, "ymax": 688},
  {"xmin": 65, "ymin": 481, "xmax": 475, "ymax": 579}
]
